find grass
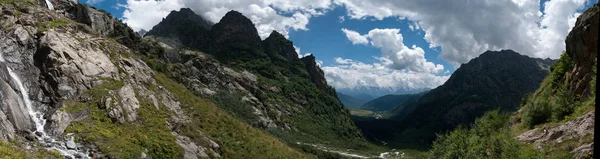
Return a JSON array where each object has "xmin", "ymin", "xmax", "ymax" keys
[
  {"xmin": 64, "ymin": 79, "xmax": 181, "ymax": 158},
  {"xmin": 0, "ymin": 140, "xmax": 62, "ymax": 159},
  {"xmin": 154, "ymin": 73, "xmax": 311, "ymax": 158},
  {"xmin": 36, "ymin": 19, "xmax": 71, "ymax": 32},
  {"xmin": 540, "ymin": 134, "xmax": 593, "ymax": 159},
  {"xmin": 0, "ymin": 141, "xmax": 25, "ymax": 159}
]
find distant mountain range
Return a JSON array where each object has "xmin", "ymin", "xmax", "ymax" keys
[
  {"xmin": 336, "ymin": 92, "xmax": 368, "ymax": 108},
  {"xmin": 360, "ymin": 94, "xmax": 422, "ymax": 112},
  {"xmin": 336, "ymin": 87, "xmax": 430, "ymax": 99}
]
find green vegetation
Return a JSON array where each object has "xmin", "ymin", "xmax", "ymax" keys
[
  {"xmin": 521, "ymin": 52, "xmax": 595, "ymax": 128},
  {"xmin": 0, "ymin": 141, "xmax": 25, "ymax": 159},
  {"xmin": 36, "ymin": 19, "xmax": 71, "ymax": 32},
  {"xmin": 144, "ymin": 58, "xmax": 167, "ymax": 73},
  {"xmin": 429, "ymin": 110, "xmax": 542, "ymax": 159},
  {"xmin": 135, "ymin": 38, "xmax": 165, "ymax": 59},
  {"xmin": 348, "ymin": 108, "xmax": 381, "ymax": 121},
  {"xmin": 0, "ymin": 140, "xmax": 62, "ymax": 159},
  {"xmin": 64, "ymin": 79, "xmax": 181, "ymax": 158},
  {"xmin": 154, "ymin": 73, "xmax": 310, "ymax": 158},
  {"xmin": 549, "ymin": 53, "xmax": 575, "ymax": 85},
  {"xmin": 543, "ymin": 134, "xmax": 593, "ymax": 159},
  {"xmin": 210, "ymin": 91, "xmax": 259, "ymax": 123}
]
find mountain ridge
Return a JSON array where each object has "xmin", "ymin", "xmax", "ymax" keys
[
  {"xmin": 355, "ymin": 49, "xmax": 554, "ymax": 149},
  {"xmin": 145, "ymin": 8, "xmax": 376, "ymax": 157}
]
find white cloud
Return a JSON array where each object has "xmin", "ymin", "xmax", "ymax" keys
[
  {"xmin": 339, "ymin": 16, "xmax": 345, "ymax": 23},
  {"xmin": 122, "ymin": 0, "xmax": 334, "ymax": 39},
  {"xmin": 86, "ymin": 0, "xmax": 104, "ymax": 5},
  {"xmin": 341, "ymin": 28, "xmax": 369, "ymax": 45},
  {"xmin": 335, "ymin": 0, "xmax": 590, "ymax": 65},
  {"xmin": 340, "ymin": 28, "xmax": 444, "ymax": 73},
  {"xmin": 322, "ymin": 58, "xmax": 449, "ymax": 93},
  {"xmin": 408, "ymin": 22, "xmax": 420, "ymax": 31},
  {"xmin": 121, "ymin": 0, "xmax": 184, "ymax": 31},
  {"xmin": 329, "ymin": 28, "xmax": 447, "ymax": 93}
]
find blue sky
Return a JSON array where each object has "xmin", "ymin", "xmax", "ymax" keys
[{"xmin": 83, "ymin": 0, "xmax": 597, "ymax": 97}]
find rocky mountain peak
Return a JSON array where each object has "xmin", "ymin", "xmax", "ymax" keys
[
  {"xmin": 163, "ymin": 8, "xmax": 212, "ymax": 29},
  {"xmin": 211, "ymin": 10, "xmax": 262, "ymax": 50},
  {"xmin": 263, "ymin": 30, "xmax": 299, "ymax": 61},
  {"xmin": 301, "ymin": 54, "xmax": 335, "ymax": 96},
  {"xmin": 146, "ymin": 7, "xmax": 213, "ymax": 51}
]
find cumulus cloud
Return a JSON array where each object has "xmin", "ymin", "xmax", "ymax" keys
[
  {"xmin": 335, "ymin": 0, "xmax": 590, "ymax": 65},
  {"xmin": 329, "ymin": 28, "xmax": 447, "ymax": 92},
  {"xmin": 341, "ymin": 28, "xmax": 369, "ymax": 45},
  {"xmin": 339, "ymin": 16, "xmax": 345, "ymax": 23},
  {"xmin": 322, "ymin": 58, "xmax": 449, "ymax": 93},
  {"xmin": 121, "ymin": 0, "xmax": 184, "ymax": 32},
  {"xmin": 341, "ymin": 28, "xmax": 444, "ymax": 73},
  {"xmin": 122, "ymin": 0, "xmax": 334, "ymax": 39}
]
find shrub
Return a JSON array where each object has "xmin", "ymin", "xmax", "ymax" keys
[
  {"xmin": 429, "ymin": 110, "xmax": 542, "ymax": 159},
  {"xmin": 523, "ymin": 99, "xmax": 552, "ymax": 128},
  {"xmin": 549, "ymin": 52, "xmax": 574, "ymax": 86},
  {"xmin": 144, "ymin": 58, "xmax": 167, "ymax": 73}
]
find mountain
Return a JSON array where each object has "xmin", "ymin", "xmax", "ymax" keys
[
  {"xmin": 337, "ymin": 86, "xmax": 430, "ymax": 99},
  {"xmin": 137, "ymin": 29, "xmax": 148, "ymax": 37},
  {"xmin": 360, "ymin": 94, "xmax": 421, "ymax": 112},
  {"xmin": 145, "ymin": 8, "xmax": 374, "ymax": 156},
  {"xmin": 0, "ymin": 1, "xmax": 363, "ymax": 158},
  {"xmin": 337, "ymin": 92, "xmax": 368, "ymax": 108},
  {"xmin": 430, "ymin": 4, "xmax": 597, "ymax": 158},
  {"xmin": 145, "ymin": 8, "xmax": 213, "ymax": 51},
  {"xmin": 355, "ymin": 50, "xmax": 554, "ymax": 148}
]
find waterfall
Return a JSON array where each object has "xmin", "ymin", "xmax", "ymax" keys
[
  {"xmin": 45, "ymin": 0, "xmax": 54, "ymax": 10},
  {"xmin": 0, "ymin": 53, "xmax": 89, "ymax": 158}
]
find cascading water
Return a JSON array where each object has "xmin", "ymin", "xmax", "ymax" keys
[
  {"xmin": 0, "ymin": 53, "xmax": 89, "ymax": 158},
  {"xmin": 44, "ymin": 0, "xmax": 54, "ymax": 10}
]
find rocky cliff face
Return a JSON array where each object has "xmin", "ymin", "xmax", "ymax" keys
[
  {"xmin": 565, "ymin": 3, "xmax": 598, "ymax": 97},
  {"xmin": 301, "ymin": 54, "xmax": 336, "ymax": 96},
  {"xmin": 263, "ymin": 31, "xmax": 299, "ymax": 61},
  {"xmin": 0, "ymin": 1, "xmax": 308, "ymax": 158}
]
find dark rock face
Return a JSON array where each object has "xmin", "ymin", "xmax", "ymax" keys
[
  {"xmin": 301, "ymin": 54, "xmax": 334, "ymax": 96},
  {"xmin": 210, "ymin": 10, "xmax": 262, "ymax": 51},
  {"xmin": 43, "ymin": 0, "xmax": 142, "ymax": 49},
  {"xmin": 263, "ymin": 31, "xmax": 299, "ymax": 61},
  {"xmin": 565, "ymin": 3, "xmax": 598, "ymax": 97},
  {"xmin": 145, "ymin": 8, "xmax": 213, "ymax": 51}
]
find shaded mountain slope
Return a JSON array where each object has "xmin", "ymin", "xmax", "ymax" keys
[
  {"xmin": 337, "ymin": 92, "xmax": 367, "ymax": 108},
  {"xmin": 360, "ymin": 94, "xmax": 421, "ymax": 112},
  {"xmin": 356, "ymin": 50, "xmax": 553, "ymax": 148}
]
